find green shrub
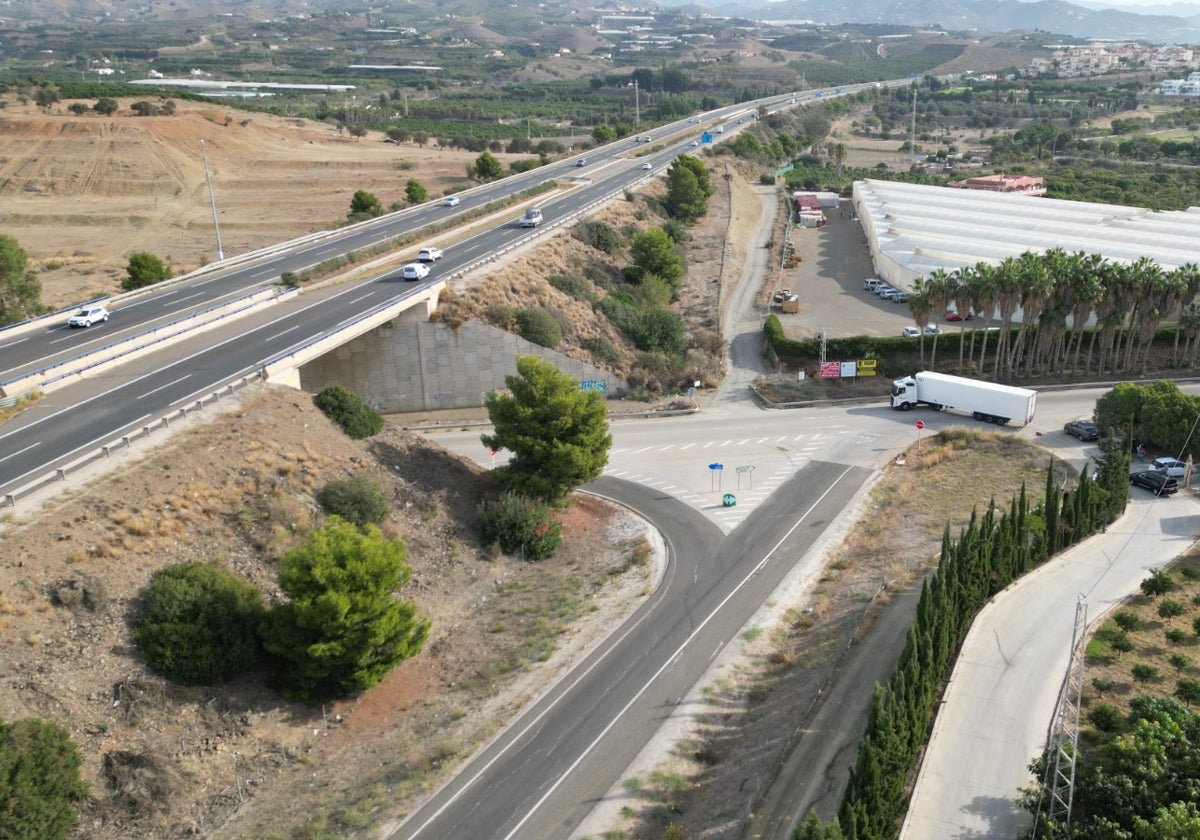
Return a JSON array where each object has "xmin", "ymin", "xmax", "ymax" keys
[
  {"xmin": 485, "ymin": 303, "xmax": 519, "ymax": 330},
  {"xmin": 632, "ymin": 307, "xmax": 686, "ymax": 355},
  {"xmin": 516, "ymin": 307, "xmax": 563, "ymax": 348},
  {"xmin": 628, "ymin": 275, "xmax": 674, "ymax": 309},
  {"xmin": 1087, "ymin": 703, "xmax": 1122, "ymax": 733},
  {"xmin": 548, "ymin": 274, "xmax": 597, "ymax": 303},
  {"xmin": 133, "ymin": 562, "xmax": 266, "ymax": 685},
  {"xmin": 582, "ymin": 335, "xmax": 623, "ymax": 366},
  {"xmin": 0, "ymin": 718, "xmax": 88, "ymax": 839},
  {"xmin": 1113, "ymin": 610, "xmax": 1142, "ymax": 632},
  {"xmin": 574, "ymin": 220, "xmax": 624, "ymax": 254},
  {"xmin": 661, "ymin": 219, "xmax": 688, "ymax": 245},
  {"xmin": 317, "ymin": 474, "xmax": 391, "ymax": 527},
  {"xmin": 478, "ymin": 492, "xmax": 562, "ymax": 561},
  {"xmin": 314, "ymin": 385, "xmax": 383, "ymax": 440}
]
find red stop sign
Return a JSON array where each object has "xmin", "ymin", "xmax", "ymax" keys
[{"xmin": 915, "ymin": 420, "xmax": 925, "ymax": 430}]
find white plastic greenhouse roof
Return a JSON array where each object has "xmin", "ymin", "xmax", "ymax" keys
[{"xmin": 852, "ymin": 180, "xmax": 1200, "ymax": 285}]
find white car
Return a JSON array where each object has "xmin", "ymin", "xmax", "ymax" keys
[
  {"xmin": 690, "ymin": 140, "xmax": 700, "ymax": 146},
  {"xmin": 1152, "ymin": 457, "xmax": 1188, "ymax": 478},
  {"xmin": 418, "ymin": 247, "xmax": 443, "ymax": 263},
  {"xmin": 401, "ymin": 262, "xmax": 431, "ymax": 281},
  {"xmin": 639, "ymin": 161, "xmax": 653, "ymax": 170},
  {"xmin": 442, "ymin": 196, "xmax": 460, "ymax": 207},
  {"xmin": 68, "ymin": 305, "xmax": 109, "ymax": 328},
  {"xmin": 902, "ymin": 326, "xmax": 921, "ymax": 338}
]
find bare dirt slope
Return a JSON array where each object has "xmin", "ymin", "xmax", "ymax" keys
[
  {"xmin": 0, "ymin": 97, "xmax": 481, "ymax": 310},
  {"xmin": 0, "ymin": 387, "xmax": 655, "ymax": 838}
]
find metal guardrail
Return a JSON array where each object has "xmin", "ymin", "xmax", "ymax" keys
[
  {"xmin": 1, "ymin": 285, "xmax": 294, "ymax": 397},
  {"xmin": 0, "ymin": 373, "xmax": 263, "ymax": 510}
]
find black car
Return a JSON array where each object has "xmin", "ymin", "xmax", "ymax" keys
[
  {"xmin": 1064, "ymin": 420, "xmax": 1100, "ymax": 441},
  {"xmin": 1130, "ymin": 471, "xmax": 1179, "ymax": 496}
]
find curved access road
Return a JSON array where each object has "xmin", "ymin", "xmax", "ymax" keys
[
  {"xmin": 901, "ymin": 492, "xmax": 1200, "ymax": 839},
  {"xmin": 390, "ymin": 461, "xmax": 870, "ymax": 840}
]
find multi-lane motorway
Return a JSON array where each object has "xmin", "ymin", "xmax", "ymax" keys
[{"xmin": 0, "ymin": 81, "xmax": 899, "ymax": 500}]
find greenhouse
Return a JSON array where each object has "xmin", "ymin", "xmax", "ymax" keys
[{"xmin": 852, "ymin": 179, "xmax": 1200, "ymax": 291}]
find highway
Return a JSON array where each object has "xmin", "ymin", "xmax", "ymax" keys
[
  {"xmin": 0, "ymin": 81, "xmax": 893, "ymax": 500},
  {"xmin": 0, "ymin": 80, "xmax": 890, "ymax": 384}
]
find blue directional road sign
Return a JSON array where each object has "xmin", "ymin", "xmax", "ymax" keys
[{"xmin": 701, "ymin": 132, "xmax": 713, "ymax": 144}]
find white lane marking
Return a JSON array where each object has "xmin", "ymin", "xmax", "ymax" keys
[
  {"xmin": 171, "ymin": 292, "xmax": 205, "ymax": 305},
  {"xmin": 137, "ymin": 374, "xmax": 191, "ymax": 400},
  {"xmin": 0, "ymin": 441, "xmax": 40, "ymax": 464},
  {"xmin": 0, "ymin": 336, "xmax": 30, "ymax": 350},
  {"xmin": 264, "ymin": 325, "xmax": 301, "ymax": 343}
]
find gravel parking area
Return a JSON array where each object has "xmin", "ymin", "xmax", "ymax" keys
[{"xmin": 775, "ymin": 200, "xmax": 917, "ymax": 340}]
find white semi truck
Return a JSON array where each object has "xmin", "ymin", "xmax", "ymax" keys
[{"xmin": 890, "ymin": 371, "xmax": 1036, "ymax": 426}]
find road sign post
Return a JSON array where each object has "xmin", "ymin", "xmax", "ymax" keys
[
  {"xmin": 736, "ymin": 464, "xmax": 755, "ymax": 490},
  {"xmin": 708, "ymin": 462, "xmax": 724, "ymax": 492},
  {"xmin": 915, "ymin": 420, "xmax": 925, "ymax": 457}
]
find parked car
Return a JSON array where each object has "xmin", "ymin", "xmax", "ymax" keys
[
  {"xmin": 773, "ymin": 288, "xmax": 792, "ymax": 302},
  {"xmin": 442, "ymin": 195, "xmax": 460, "ymax": 207},
  {"xmin": 864, "ymin": 279, "xmax": 882, "ymax": 291},
  {"xmin": 924, "ymin": 325, "xmax": 941, "ymax": 335},
  {"xmin": 902, "ymin": 326, "xmax": 922, "ymax": 338},
  {"xmin": 401, "ymin": 262, "xmax": 431, "ymax": 281},
  {"xmin": 1131, "ymin": 471, "xmax": 1179, "ymax": 495},
  {"xmin": 875, "ymin": 285, "xmax": 896, "ymax": 297},
  {"xmin": 68, "ymin": 305, "xmax": 109, "ymax": 328},
  {"xmin": 418, "ymin": 247, "xmax": 443, "ymax": 263},
  {"xmin": 890, "ymin": 291, "xmax": 910, "ymax": 303},
  {"xmin": 1064, "ymin": 420, "xmax": 1101, "ymax": 441},
  {"xmin": 1151, "ymin": 457, "xmax": 1188, "ymax": 478},
  {"xmin": 945, "ymin": 310, "xmax": 972, "ymax": 322},
  {"xmin": 639, "ymin": 162, "xmax": 654, "ymax": 170}
]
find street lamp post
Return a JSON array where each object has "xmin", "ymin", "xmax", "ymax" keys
[{"xmin": 200, "ymin": 138, "xmax": 224, "ymax": 262}]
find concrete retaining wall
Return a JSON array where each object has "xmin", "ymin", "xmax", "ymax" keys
[{"xmin": 298, "ymin": 320, "xmax": 624, "ymax": 413}]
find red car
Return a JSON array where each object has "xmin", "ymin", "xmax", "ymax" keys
[{"xmin": 945, "ymin": 310, "xmax": 973, "ymax": 322}]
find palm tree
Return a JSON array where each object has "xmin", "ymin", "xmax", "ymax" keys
[
  {"xmin": 923, "ymin": 268, "xmax": 955, "ymax": 370},
  {"xmin": 1008, "ymin": 251, "xmax": 1055, "ymax": 378},
  {"xmin": 991, "ymin": 256, "xmax": 1023, "ymax": 381},
  {"xmin": 907, "ymin": 282, "xmax": 933, "ymax": 369},
  {"xmin": 1121, "ymin": 257, "xmax": 1163, "ymax": 372},
  {"xmin": 1065, "ymin": 253, "xmax": 1106, "ymax": 375},
  {"xmin": 1170, "ymin": 263, "xmax": 1200, "ymax": 366},
  {"xmin": 1181, "ymin": 303, "xmax": 1200, "ymax": 366}
]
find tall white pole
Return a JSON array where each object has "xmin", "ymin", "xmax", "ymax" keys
[{"xmin": 201, "ymin": 139, "xmax": 224, "ymax": 262}]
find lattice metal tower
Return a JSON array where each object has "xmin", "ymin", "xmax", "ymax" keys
[{"xmin": 1035, "ymin": 595, "xmax": 1088, "ymax": 834}]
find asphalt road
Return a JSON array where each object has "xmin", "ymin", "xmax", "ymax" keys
[
  {"xmin": 390, "ymin": 463, "xmax": 869, "ymax": 839},
  {"xmin": 901, "ymin": 492, "xmax": 1200, "ymax": 839}
]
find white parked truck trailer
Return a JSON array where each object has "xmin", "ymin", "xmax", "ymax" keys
[
  {"xmin": 520, "ymin": 207, "xmax": 543, "ymax": 227},
  {"xmin": 890, "ymin": 371, "xmax": 1036, "ymax": 426}
]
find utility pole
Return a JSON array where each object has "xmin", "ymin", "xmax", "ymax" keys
[
  {"xmin": 910, "ymin": 84, "xmax": 918, "ymax": 165},
  {"xmin": 633, "ymin": 79, "xmax": 640, "ymax": 128},
  {"xmin": 200, "ymin": 139, "xmax": 224, "ymax": 263}
]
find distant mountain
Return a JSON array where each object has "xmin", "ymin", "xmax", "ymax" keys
[{"xmin": 656, "ymin": 0, "xmax": 1200, "ymax": 43}]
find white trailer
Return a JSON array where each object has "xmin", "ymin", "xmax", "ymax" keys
[{"xmin": 890, "ymin": 371, "xmax": 1036, "ymax": 426}]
